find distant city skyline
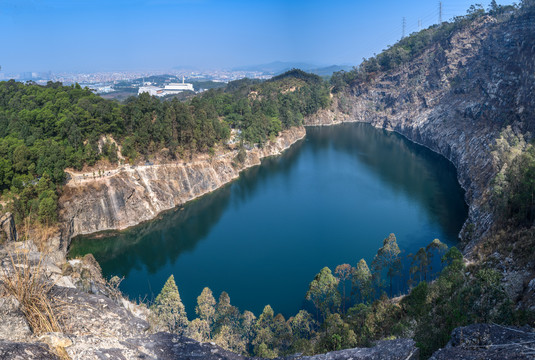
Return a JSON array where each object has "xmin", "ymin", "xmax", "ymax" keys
[{"xmin": 1, "ymin": 0, "xmax": 516, "ymax": 74}]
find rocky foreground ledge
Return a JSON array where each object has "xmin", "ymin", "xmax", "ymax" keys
[{"xmin": 0, "ymin": 239, "xmax": 421, "ymax": 360}]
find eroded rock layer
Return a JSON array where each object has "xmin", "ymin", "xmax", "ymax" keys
[{"xmin": 59, "ymin": 127, "xmax": 305, "ymax": 249}]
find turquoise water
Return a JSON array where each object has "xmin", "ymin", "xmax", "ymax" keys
[{"xmin": 69, "ymin": 123, "xmax": 467, "ymax": 318}]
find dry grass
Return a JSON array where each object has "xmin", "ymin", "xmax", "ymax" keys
[
  {"xmin": 1, "ymin": 249, "xmax": 61, "ymax": 334},
  {"xmin": 0, "ymin": 247, "xmax": 73, "ymax": 359}
]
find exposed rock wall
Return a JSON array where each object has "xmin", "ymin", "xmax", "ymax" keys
[
  {"xmin": 0, "ymin": 212, "xmax": 17, "ymax": 243},
  {"xmin": 58, "ymin": 127, "xmax": 306, "ymax": 250},
  {"xmin": 305, "ymin": 13, "xmax": 535, "ymax": 254},
  {"xmin": 429, "ymin": 323, "xmax": 535, "ymax": 359}
]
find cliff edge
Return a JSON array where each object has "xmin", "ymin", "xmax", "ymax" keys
[
  {"xmin": 58, "ymin": 127, "xmax": 305, "ymax": 251},
  {"xmin": 305, "ymin": 11, "xmax": 535, "ymax": 283}
]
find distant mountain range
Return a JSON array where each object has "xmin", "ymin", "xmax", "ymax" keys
[{"xmin": 231, "ymin": 61, "xmax": 352, "ymax": 76}]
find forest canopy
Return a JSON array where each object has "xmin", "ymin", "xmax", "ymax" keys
[{"xmin": 0, "ymin": 70, "xmax": 331, "ymax": 225}]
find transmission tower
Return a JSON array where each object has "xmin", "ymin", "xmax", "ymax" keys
[
  {"xmin": 439, "ymin": 1, "xmax": 443, "ymax": 23},
  {"xmin": 402, "ymin": 17, "xmax": 406, "ymax": 38}
]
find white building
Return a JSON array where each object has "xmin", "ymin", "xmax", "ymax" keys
[
  {"xmin": 138, "ymin": 77, "xmax": 193, "ymax": 97},
  {"xmin": 138, "ymin": 85, "xmax": 163, "ymax": 96}
]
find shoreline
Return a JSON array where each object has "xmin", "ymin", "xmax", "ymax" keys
[{"xmin": 58, "ymin": 126, "xmax": 307, "ymax": 252}]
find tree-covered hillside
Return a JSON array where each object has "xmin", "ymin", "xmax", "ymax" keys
[{"xmin": 0, "ymin": 69, "xmax": 330, "ymax": 226}]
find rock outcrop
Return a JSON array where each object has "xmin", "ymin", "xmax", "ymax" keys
[
  {"xmin": 0, "ymin": 212, "xmax": 17, "ymax": 243},
  {"xmin": 0, "ymin": 341, "xmax": 58, "ymax": 360},
  {"xmin": 294, "ymin": 339, "xmax": 418, "ymax": 360},
  {"xmin": 305, "ymin": 12, "xmax": 535, "ymax": 257},
  {"xmin": 430, "ymin": 323, "xmax": 535, "ymax": 359},
  {"xmin": 58, "ymin": 127, "xmax": 305, "ymax": 251}
]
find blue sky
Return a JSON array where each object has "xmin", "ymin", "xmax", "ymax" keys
[{"xmin": 0, "ymin": 0, "xmax": 516, "ymax": 73}]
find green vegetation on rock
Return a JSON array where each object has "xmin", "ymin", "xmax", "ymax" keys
[{"xmin": 149, "ymin": 235, "xmax": 531, "ymax": 358}]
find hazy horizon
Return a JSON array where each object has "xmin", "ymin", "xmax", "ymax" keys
[{"xmin": 1, "ymin": 0, "xmax": 516, "ymax": 74}]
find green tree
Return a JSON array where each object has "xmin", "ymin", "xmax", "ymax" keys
[
  {"xmin": 425, "ymin": 238, "xmax": 448, "ymax": 276},
  {"xmin": 0, "ymin": 158, "xmax": 13, "ymax": 188},
  {"xmin": 38, "ymin": 195, "xmax": 57, "ymax": 224},
  {"xmin": 334, "ymin": 264, "xmax": 353, "ymax": 314},
  {"xmin": 352, "ymin": 259, "xmax": 373, "ymax": 303},
  {"xmin": 150, "ymin": 275, "xmax": 188, "ymax": 334},
  {"xmin": 196, "ymin": 287, "xmax": 216, "ymax": 326},
  {"xmin": 214, "ymin": 291, "xmax": 240, "ymax": 331},
  {"xmin": 187, "ymin": 318, "xmax": 210, "ymax": 342},
  {"xmin": 409, "ymin": 247, "xmax": 429, "ymax": 284},
  {"xmin": 273, "ymin": 313, "xmax": 293, "ymax": 354},
  {"xmin": 306, "ymin": 267, "xmax": 341, "ymax": 320},
  {"xmin": 255, "ymin": 342, "xmax": 278, "ymax": 359},
  {"xmin": 241, "ymin": 310, "xmax": 257, "ymax": 345},
  {"xmin": 253, "ymin": 305, "xmax": 277, "ymax": 358},
  {"xmin": 372, "ymin": 233, "xmax": 401, "ymax": 296},
  {"xmin": 213, "ymin": 325, "xmax": 246, "ymax": 355},
  {"xmin": 315, "ymin": 314, "xmax": 357, "ymax": 353},
  {"xmin": 288, "ymin": 310, "xmax": 315, "ymax": 340}
]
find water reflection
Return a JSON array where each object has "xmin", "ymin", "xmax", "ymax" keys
[{"xmin": 69, "ymin": 123, "xmax": 467, "ymax": 316}]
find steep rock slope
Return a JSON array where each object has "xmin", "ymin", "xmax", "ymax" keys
[
  {"xmin": 429, "ymin": 323, "xmax": 535, "ymax": 359},
  {"xmin": 306, "ymin": 12, "xmax": 535, "ymax": 256},
  {"xmin": 58, "ymin": 127, "xmax": 305, "ymax": 251}
]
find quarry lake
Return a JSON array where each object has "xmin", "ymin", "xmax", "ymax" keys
[{"xmin": 69, "ymin": 123, "xmax": 468, "ymax": 318}]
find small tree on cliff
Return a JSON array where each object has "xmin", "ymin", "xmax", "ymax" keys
[
  {"xmin": 352, "ymin": 259, "xmax": 373, "ymax": 303},
  {"xmin": 372, "ymin": 233, "xmax": 401, "ymax": 297},
  {"xmin": 334, "ymin": 264, "xmax": 353, "ymax": 314},
  {"xmin": 253, "ymin": 305, "xmax": 277, "ymax": 358},
  {"xmin": 196, "ymin": 287, "xmax": 216, "ymax": 326},
  {"xmin": 150, "ymin": 275, "xmax": 188, "ymax": 334},
  {"xmin": 306, "ymin": 267, "xmax": 341, "ymax": 320},
  {"xmin": 426, "ymin": 238, "xmax": 448, "ymax": 276}
]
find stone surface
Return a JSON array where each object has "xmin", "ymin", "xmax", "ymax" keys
[
  {"xmin": 430, "ymin": 323, "xmax": 535, "ymax": 359},
  {"xmin": 0, "ymin": 296, "xmax": 32, "ymax": 342},
  {"xmin": 0, "ymin": 341, "xmax": 58, "ymax": 360},
  {"xmin": 0, "ymin": 213, "xmax": 17, "ymax": 243},
  {"xmin": 294, "ymin": 339, "xmax": 419, "ymax": 360},
  {"xmin": 50, "ymin": 286, "xmax": 149, "ymax": 339},
  {"xmin": 39, "ymin": 332, "xmax": 73, "ymax": 349}
]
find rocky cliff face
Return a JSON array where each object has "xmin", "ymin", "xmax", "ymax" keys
[
  {"xmin": 306, "ymin": 13, "xmax": 535, "ymax": 255},
  {"xmin": 58, "ymin": 127, "xmax": 305, "ymax": 250},
  {"xmin": 429, "ymin": 323, "xmax": 535, "ymax": 359},
  {"xmin": 0, "ymin": 212, "xmax": 17, "ymax": 243}
]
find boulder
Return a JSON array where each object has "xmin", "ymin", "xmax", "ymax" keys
[
  {"xmin": 430, "ymin": 323, "xmax": 535, "ymax": 359},
  {"xmin": 0, "ymin": 212, "xmax": 17, "ymax": 243}
]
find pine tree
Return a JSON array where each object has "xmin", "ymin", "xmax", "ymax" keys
[
  {"xmin": 196, "ymin": 287, "xmax": 216, "ymax": 326},
  {"xmin": 253, "ymin": 305, "xmax": 277, "ymax": 358},
  {"xmin": 334, "ymin": 264, "xmax": 353, "ymax": 314},
  {"xmin": 352, "ymin": 259, "xmax": 373, "ymax": 303},
  {"xmin": 151, "ymin": 275, "xmax": 188, "ymax": 334},
  {"xmin": 372, "ymin": 233, "xmax": 401, "ymax": 296},
  {"xmin": 306, "ymin": 267, "xmax": 341, "ymax": 320},
  {"xmin": 187, "ymin": 318, "xmax": 210, "ymax": 342}
]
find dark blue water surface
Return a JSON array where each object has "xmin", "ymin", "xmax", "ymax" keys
[{"xmin": 69, "ymin": 123, "xmax": 467, "ymax": 318}]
